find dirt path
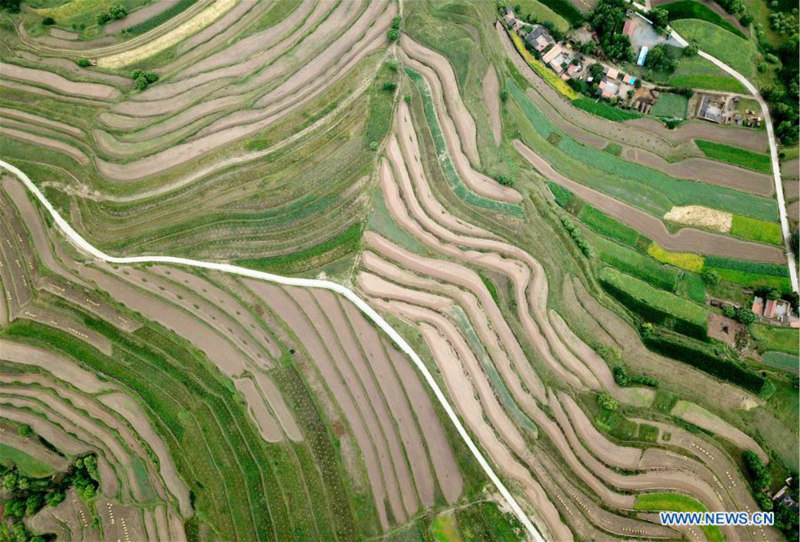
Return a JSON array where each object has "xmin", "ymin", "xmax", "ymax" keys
[
  {"xmin": 515, "ymin": 139, "xmax": 786, "ymax": 263},
  {"xmin": 482, "ymin": 66, "xmax": 502, "ymax": 145}
]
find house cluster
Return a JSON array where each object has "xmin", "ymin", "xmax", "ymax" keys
[
  {"xmin": 501, "ymin": 6, "xmax": 662, "ymax": 111},
  {"xmin": 751, "ymin": 296, "xmax": 799, "ymax": 327},
  {"xmin": 696, "ymin": 93, "xmax": 762, "ymax": 127}
]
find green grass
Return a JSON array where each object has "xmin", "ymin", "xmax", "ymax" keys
[
  {"xmin": 669, "ymin": 19, "xmax": 757, "ymax": 79},
  {"xmin": 751, "ymin": 324, "xmax": 800, "ymax": 355},
  {"xmin": 237, "ymin": 222, "xmax": 363, "ymax": 275},
  {"xmin": 603, "ymin": 143, "xmax": 622, "ymax": 156},
  {"xmin": 667, "ymin": 74, "xmax": 748, "ymax": 92},
  {"xmin": 710, "ymin": 268, "xmax": 793, "ymax": 292},
  {"xmin": 0, "ymin": 444, "xmax": 56, "ymax": 478},
  {"xmin": 455, "ymin": 501, "xmax": 525, "ymax": 542},
  {"xmin": 547, "ymin": 182, "xmax": 573, "ymax": 207},
  {"xmin": 479, "ymin": 273, "xmax": 500, "ymax": 305},
  {"xmin": 599, "ymin": 267, "xmax": 709, "ymax": 337},
  {"xmin": 634, "ymin": 492, "xmax": 726, "ymax": 542},
  {"xmin": 572, "ymin": 98, "xmax": 642, "ymax": 121},
  {"xmin": 729, "ymin": 215, "xmax": 783, "ymax": 245},
  {"xmin": 579, "ymin": 205, "xmax": 642, "ymax": 246},
  {"xmin": 678, "ymin": 272, "xmax": 707, "ymax": 303},
  {"xmin": 364, "ymin": 63, "xmax": 397, "ymax": 148},
  {"xmin": 651, "ymin": 93, "xmax": 688, "ymax": 119},
  {"xmin": 538, "ymin": 0, "xmax": 584, "ymax": 25},
  {"xmin": 431, "ymin": 513, "xmax": 463, "ymax": 542},
  {"xmin": 661, "ymin": 0, "xmax": 747, "ymax": 38},
  {"xmin": 760, "ymin": 351, "xmax": 799, "ymax": 373},
  {"xmin": 515, "ymin": 0, "xmax": 569, "ymax": 32},
  {"xmin": 695, "ymin": 140, "xmax": 772, "ymax": 173}
]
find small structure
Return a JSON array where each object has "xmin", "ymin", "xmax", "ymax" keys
[
  {"xmin": 764, "ymin": 298, "xmax": 778, "ymax": 319},
  {"xmin": 525, "ymin": 25, "xmax": 555, "ymax": 52},
  {"xmin": 751, "ymin": 296, "xmax": 764, "ymax": 316},
  {"xmin": 773, "ymin": 478, "xmax": 798, "ymax": 513},
  {"xmin": 697, "ymin": 94, "xmax": 725, "ymax": 124}
]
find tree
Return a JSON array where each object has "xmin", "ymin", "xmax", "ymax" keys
[
  {"xmin": 0, "ymin": 0, "xmax": 21, "ymax": 12},
  {"xmin": 46, "ymin": 490, "xmax": 66, "ymax": 507},
  {"xmin": 649, "ymin": 8, "xmax": 669, "ymax": 31},
  {"xmin": 499, "ymin": 88, "xmax": 508, "ymax": 102},
  {"xmin": 736, "ymin": 308, "xmax": 758, "ymax": 325},
  {"xmin": 3, "ymin": 499, "xmax": 24, "ymax": 518},
  {"xmin": 25, "ymin": 493, "xmax": 43, "ymax": 516},
  {"xmin": 495, "ymin": 175, "xmax": 514, "ymax": 187},
  {"xmin": 386, "ymin": 59, "xmax": 399, "ymax": 71},
  {"xmin": 18, "ymin": 424, "xmax": 32, "ymax": 437},
  {"xmin": 144, "ymin": 71, "xmax": 159, "ymax": 83},
  {"xmin": 16, "ymin": 476, "xmax": 29, "ymax": 491},
  {"xmin": 723, "ymin": 305, "xmax": 737, "ymax": 318},
  {"xmin": 645, "ymin": 44, "xmax": 676, "ymax": 72},
  {"xmin": 589, "ymin": 0, "xmax": 633, "ymax": 61},
  {"xmin": 683, "ymin": 43, "xmax": 698, "ymax": 56},
  {"xmin": 76, "ymin": 58, "xmax": 91, "ymax": 67},
  {"xmin": 391, "ymin": 15, "xmax": 401, "ymax": 29},
  {"xmin": 613, "ymin": 365, "xmax": 629, "ymax": 386},
  {"xmin": 382, "ymin": 81, "xmax": 397, "ymax": 91},
  {"xmin": 3, "ymin": 471, "xmax": 17, "ymax": 491},
  {"xmin": 701, "ymin": 269, "xmax": 721, "ymax": 285},
  {"xmin": 766, "ymin": 287, "xmax": 781, "ymax": 300},
  {"xmin": 597, "ymin": 392, "xmax": 618, "ymax": 411},
  {"xmin": 135, "ymin": 75, "xmax": 149, "ymax": 91},
  {"xmin": 96, "ymin": 12, "xmax": 111, "ymax": 25},
  {"xmin": 109, "ymin": 4, "xmax": 128, "ymax": 20},
  {"xmin": 42, "ymin": 17, "xmax": 56, "ymax": 25},
  {"xmin": 387, "ymin": 29, "xmax": 399, "ymax": 42}
]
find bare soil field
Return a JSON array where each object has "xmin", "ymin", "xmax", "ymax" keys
[
  {"xmin": 482, "ymin": 66, "xmax": 502, "ymax": 145},
  {"xmin": 0, "ymin": 62, "xmax": 120, "ymax": 100}
]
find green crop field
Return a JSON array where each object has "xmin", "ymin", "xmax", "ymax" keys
[
  {"xmin": 573, "ymin": 98, "xmax": 642, "ymax": 121},
  {"xmin": 591, "ymin": 233, "xmax": 680, "ymax": 291},
  {"xmin": 0, "ymin": 444, "xmax": 56, "ymax": 478},
  {"xmin": 634, "ymin": 493, "xmax": 725, "ymax": 542},
  {"xmin": 670, "ymin": 19, "xmax": 758, "ymax": 78},
  {"xmin": 695, "ymin": 140, "xmax": 772, "ymax": 173},
  {"xmin": 760, "ymin": 351, "xmax": 799, "ymax": 373},
  {"xmin": 729, "ymin": 215, "xmax": 783, "ymax": 245},
  {"xmin": 651, "ymin": 93, "xmax": 688, "ymax": 119},
  {"xmin": 661, "ymin": 0, "xmax": 747, "ymax": 38},
  {"xmin": 579, "ymin": 205, "xmax": 643, "ymax": 246}
]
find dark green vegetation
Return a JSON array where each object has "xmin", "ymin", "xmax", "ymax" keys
[
  {"xmin": 1, "ymin": 455, "xmax": 98, "ymax": 542},
  {"xmin": 695, "ymin": 140, "xmax": 772, "ymax": 173},
  {"xmin": 661, "ymin": 0, "xmax": 747, "ymax": 39},
  {"xmin": 643, "ymin": 331, "xmax": 772, "ymax": 398},
  {"xmin": 634, "ymin": 493, "xmax": 725, "ymax": 542},
  {"xmin": 365, "ymin": 61, "xmax": 399, "ymax": 149},
  {"xmin": 454, "ymin": 501, "xmax": 525, "ymax": 542},
  {"xmin": 589, "ymin": 0, "xmax": 633, "ymax": 61},
  {"xmin": 572, "ymin": 98, "xmax": 642, "ymax": 121}
]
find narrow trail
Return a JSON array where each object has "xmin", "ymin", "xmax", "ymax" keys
[{"xmin": 0, "ymin": 160, "xmax": 546, "ymax": 542}]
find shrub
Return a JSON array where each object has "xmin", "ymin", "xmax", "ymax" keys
[
  {"xmin": 383, "ymin": 81, "xmax": 397, "ymax": 91},
  {"xmin": 96, "ymin": 12, "xmax": 111, "ymax": 25},
  {"xmin": 386, "ymin": 59, "xmax": 399, "ymax": 71},
  {"xmin": 735, "ymin": 308, "xmax": 758, "ymax": 324},
  {"xmin": 144, "ymin": 71, "xmax": 159, "ymax": 83},
  {"xmin": 42, "ymin": 16, "xmax": 55, "ymax": 25},
  {"xmin": 597, "ymin": 392, "xmax": 618, "ymax": 411},
  {"xmin": 369, "ymin": 141, "xmax": 378, "ymax": 151},
  {"xmin": 76, "ymin": 58, "xmax": 91, "ymax": 67},
  {"xmin": 135, "ymin": 76, "xmax": 149, "ymax": 90},
  {"xmin": 387, "ymin": 29, "xmax": 399, "ymax": 41},
  {"xmin": 109, "ymin": 3, "xmax": 128, "ymax": 20},
  {"xmin": 701, "ymin": 269, "xmax": 721, "ymax": 285},
  {"xmin": 613, "ymin": 366, "xmax": 629, "ymax": 386},
  {"xmin": 495, "ymin": 175, "xmax": 514, "ymax": 186},
  {"xmin": 391, "ymin": 15, "xmax": 401, "ymax": 29},
  {"xmin": 18, "ymin": 424, "xmax": 32, "ymax": 437}
]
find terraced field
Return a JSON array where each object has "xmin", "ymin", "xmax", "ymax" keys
[{"xmin": 0, "ymin": 1, "xmax": 797, "ymax": 542}]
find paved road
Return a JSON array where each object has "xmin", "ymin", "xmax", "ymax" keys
[
  {"xmin": 0, "ymin": 161, "xmax": 546, "ymax": 542},
  {"xmin": 694, "ymin": 50, "xmax": 798, "ymax": 292}
]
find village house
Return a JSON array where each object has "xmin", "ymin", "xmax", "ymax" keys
[{"xmin": 751, "ymin": 296, "xmax": 799, "ymax": 327}]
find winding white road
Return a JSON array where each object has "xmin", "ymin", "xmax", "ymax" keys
[{"xmin": 0, "ymin": 160, "xmax": 546, "ymax": 542}]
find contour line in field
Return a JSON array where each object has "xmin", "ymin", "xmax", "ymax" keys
[{"xmin": 0, "ymin": 160, "xmax": 545, "ymax": 542}]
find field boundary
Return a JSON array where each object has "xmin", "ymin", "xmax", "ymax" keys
[{"xmin": 0, "ymin": 160, "xmax": 546, "ymax": 542}]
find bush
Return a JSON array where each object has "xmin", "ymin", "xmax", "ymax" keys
[
  {"xmin": 597, "ymin": 392, "xmax": 618, "ymax": 410},
  {"xmin": 735, "ymin": 308, "xmax": 758, "ymax": 324},
  {"xmin": 613, "ymin": 365, "xmax": 629, "ymax": 386},
  {"xmin": 42, "ymin": 16, "xmax": 55, "ymax": 25},
  {"xmin": 144, "ymin": 71, "xmax": 159, "ymax": 83},
  {"xmin": 18, "ymin": 424, "xmax": 32, "ymax": 437},
  {"xmin": 387, "ymin": 29, "xmax": 399, "ymax": 41},
  {"xmin": 109, "ymin": 3, "xmax": 128, "ymax": 20},
  {"xmin": 391, "ymin": 15, "xmax": 401, "ymax": 29},
  {"xmin": 96, "ymin": 12, "xmax": 111, "ymax": 25},
  {"xmin": 135, "ymin": 76, "xmax": 149, "ymax": 90},
  {"xmin": 76, "ymin": 58, "xmax": 91, "ymax": 67},
  {"xmin": 683, "ymin": 43, "xmax": 698, "ymax": 56},
  {"xmin": 495, "ymin": 175, "xmax": 514, "ymax": 187},
  {"xmin": 701, "ymin": 269, "xmax": 721, "ymax": 285}
]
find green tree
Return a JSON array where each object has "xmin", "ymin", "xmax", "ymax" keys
[
  {"xmin": 45, "ymin": 490, "xmax": 66, "ymax": 507},
  {"xmin": 701, "ymin": 269, "xmax": 721, "ymax": 285},
  {"xmin": 613, "ymin": 365, "xmax": 629, "ymax": 386},
  {"xmin": 649, "ymin": 8, "xmax": 669, "ymax": 30},
  {"xmin": 96, "ymin": 12, "xmax": 111, "ymax": 25},
  {"xmin": 683, "ymin": 43, "xmax": 698, "ymax": 56},
  {"xmin": 76, "ymin": 58, "xmax": 91, "ymax": 67},
  {"xmin": 736, "ymin": 308, "xmax": 758, "ymax": 325},
  {"xmin": 42, "ymin": 17, "xmax": 55, "ymax": 25},
  {"xmin": 144, "ymin": 71, "xmax": 159, "ymax": 83},
  {"xmin": 17, "ymin": 424, "xmax": 32, "ymax": 437},
  {"xmin": 645, "ymin": 44, "xmax": 676, "ymax": 72},
  {"xmin": 387, "ymin": 29, "xmax": 399, "ymax": 42}
]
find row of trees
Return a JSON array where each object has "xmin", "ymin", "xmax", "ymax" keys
[
  {"xmin": 589, "ymin": 0, "xmax": 633, "ymax": 62},
  {"xmin": 96, "ymin": 4, "xmax": 128, "ymax": 25}
]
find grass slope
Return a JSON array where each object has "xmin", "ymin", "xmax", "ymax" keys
[
  {"xmin": 670, "ymin": 19, "xmax": 757, "ymax": 78},
  {"xmin": 662, "ymin": 0, "xmax": 747, "ymax": 38},
  {"xmin": 634, "ymin": 492, "xmax": 725, "ymax": 542}
]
